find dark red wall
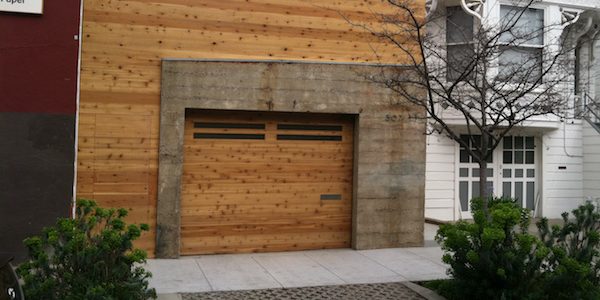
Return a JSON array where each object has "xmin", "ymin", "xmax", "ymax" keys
[
  {"xmin": 0, "ymin": 1, "xmax": 80, "ymax": 261},
  {"xmin": 0, "ymin": 0, "xmax": 80, "ymax": 114}
]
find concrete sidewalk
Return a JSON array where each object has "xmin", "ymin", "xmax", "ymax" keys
[
  {"xmin": 146, "ymin": 224, "xmax": 448, "ymax": 295},
  {"xmin": 147, "ymin": 246, "xmax": 449, "ymax": 294}
]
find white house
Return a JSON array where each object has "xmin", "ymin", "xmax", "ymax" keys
[{"xmin": 424, "ymin": 0, "xmax": 600, "ymax": 221}]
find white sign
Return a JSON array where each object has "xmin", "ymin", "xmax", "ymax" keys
[{"xmin": 0, "ymin": 0, "xmax": 43, "ymax": 14}]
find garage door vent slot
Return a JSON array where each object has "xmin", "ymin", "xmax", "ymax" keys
[
  {"xmin": 194, "ymin": 122, "xmax": 265, "ymax": 129},
  {"xmin": 277, "ymin": 135, "xmax": 342, "ymax": 141},
  {"xmin": 277, "ymin": 124, "xmax": 342, "ymax": 131},
  {"xmin": 320, "ymin": 194, "xmax": 342, "ymax": 200},
  {"xmin": 194, "ymin": 133, "xmax": 265, "ymax": 140}
]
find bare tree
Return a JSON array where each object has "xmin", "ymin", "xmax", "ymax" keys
[{"xmin": 346, "ymin": 0, "xmax": 578, "ymax": 212}]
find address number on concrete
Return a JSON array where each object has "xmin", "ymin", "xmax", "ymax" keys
[
  {"xmin": 0, "ymin": 0, "xmax": 43, "ymax": 14},
  {"xmin": 384, "ymin": 114, "xmax": 403, "ymax": 122}
]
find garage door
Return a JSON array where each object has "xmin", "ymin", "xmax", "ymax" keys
[{"xmin": 180, "ymin": 110, "xmax": 354, "ymax": 255}]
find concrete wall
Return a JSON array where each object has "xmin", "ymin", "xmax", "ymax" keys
[{"xmin": 156, "ymin": 60, "xmax": 427, "ymax": 258}]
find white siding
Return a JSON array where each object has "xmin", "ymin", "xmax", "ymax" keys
[
  {"xmin": 421, "ymin": 0, "xmax": 599, "ymax": 221},
  {"xmin": 583, "ymin": 121, "xmax": 600, "ymax": 201},
  {"xmin": 541, "ymin": 122, "xmax": 585, "ymax": 217},
  {"xmin": 595, "ymin": 39, "xmax": 600, "ymax": 102},
  {"xmin": 425, "ymin": 132, "xmax": 456, "ymax": 221}
]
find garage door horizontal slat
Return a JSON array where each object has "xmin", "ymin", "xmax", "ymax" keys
[
  {"xmin": 180, "ymin": 233, "xmax": 351, "ymax": 255},
  {"xmin": 179, "ymin": 192, "xmax": 351, "ymax": 205}
]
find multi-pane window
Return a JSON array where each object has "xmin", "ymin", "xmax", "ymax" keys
[
  {"xmin": 446, "ymin": 6, "xmax": 475, "ymax": 81},
  {"xmin": 498, "ymin": 6, "xmax": 544, "ymax": 82},
  {"xmin": 503, "ymin": 136, "xmax": 535, "ymax": 164},
  {"xmin": 458, "ymin": 135, "xmax": 538, "ymax": 212},
  {"xmin": 458, "ymin": 134, "xmax": 494, "ymax": 212},
  {"xmin": 501, "ymin": 136, "xmax": 536, "ymax": 210},
  {"xmin": 459, "ymin": 135, "xmax": 493, "ymax": 163}
]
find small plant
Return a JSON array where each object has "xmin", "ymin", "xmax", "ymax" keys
[
  {"xmin": 436, "ymin": 197, "xmax": 548, "ymax": 300},
  {"xmin": 16, "ymin": 199, "xmax": 156, "ymax": 300},
  {"xmin": 537, "ymin": 202, "xmax": 600, "ymax": 300},
  {"xmin": 436, "ymin": 199, "xmax": 600, "ymax": 300}
]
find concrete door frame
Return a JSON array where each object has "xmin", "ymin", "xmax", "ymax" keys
[{"xmin": 156, "ymin": 59, "xmax": 426, "ymax": 258}]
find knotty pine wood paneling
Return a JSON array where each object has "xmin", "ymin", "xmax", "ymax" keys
[
  {"xmin": 180, "ymin": 110, "xmax": 354, "ymax": 254},
  {"xmin": 77, "ymin": 0, "xmax": 424, "ymax": 255}
]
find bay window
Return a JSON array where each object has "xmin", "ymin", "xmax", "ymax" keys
[
  {"xmin": 446, "ymin": 6, "xmax": 475, "ymax": 81},
  {"xmin": 498, "ymin": 6, "xmax": 544, "ymax": 82}
]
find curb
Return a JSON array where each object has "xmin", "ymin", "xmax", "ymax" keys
[
  {"xmin": 402, "ymin": 282, "xmax": 447, "ymax": 300},
  {"xmin": 157, "ymin": 293, "xmax": 182, "ymax": 300}
]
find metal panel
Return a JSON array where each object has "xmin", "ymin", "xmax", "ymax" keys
[
  {"xmin": 277, "ymin": 134, "xmax": 342, "ymax": 141},
  {"xmin": 194, "ymin": 122, "xmax": 265, "ymax": 129},
  {"xmin": 278, "ymin": 124, "xmax": 342, "ymax": 131},
  {"xmin": 194, "ymin": 133, "xmax": 265, "ymax": 140},
  {"xmin": 320, "ymin": 194, "xmax": 342, "ymax": 200}
]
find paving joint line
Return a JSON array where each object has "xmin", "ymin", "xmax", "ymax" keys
[
  {"xmin": 250, "ymin": 255, "xmax": 285, "ymax": 289},
  {"xmin": 302, "ymin": 251, "xmax": 349, "ymax": 284},
  {"xmin": 405, "ymin": 248, "xmax": 449, "ymax": 269},
  {"xmin": 354, "ymin": 250, "xmax": 409, "ymax": 280},
  {"xmin": 194, "ymin": 258, "xmax": 214, "ymax": 292}
]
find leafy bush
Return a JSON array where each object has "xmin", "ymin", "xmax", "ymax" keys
[
  {"xmin": 436, "ymin": 198, "xmax": 600, "ymax": 300},
  {"xmin": 16, "ymin": 199, "xmax": 156, "ymax": 300},
  {"xmin": 537, "ymin": 202, "xmax": 600, "ymax": 300},
  {"xmin": 436, "ymin": 197, "xmax": 548, "ymax": 300}
]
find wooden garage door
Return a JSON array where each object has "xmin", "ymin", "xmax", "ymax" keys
[{"xmin": 180, "ymin": 110, "xmax": 354, "ymax": 255}]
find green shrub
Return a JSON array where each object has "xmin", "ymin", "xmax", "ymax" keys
[
  {"xmin": 437, "ymin": 198, "xmax": 600, "ymax": 300},
  {"xmin": 436, "ymin": 197, "xmax": 548, "ymax": 300},
  {"xmin": 537, "ymin": 202, "xmax": 600, "ymax": 300},
  {"xmin": 16, "ymin": 199, "xmax": 156, "ymax": 300}
]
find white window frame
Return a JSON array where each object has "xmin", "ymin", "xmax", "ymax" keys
[
  {"xmin": 445, "ymin": 6, "xmax": 477, "ymax": 82},
  {"xmin": 497, "ymin": 4, "xmax": 546, "ymax": 83}
]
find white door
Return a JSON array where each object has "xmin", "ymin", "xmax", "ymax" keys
[
  {"xmin": 457, "ymin": 135, "xmax": 538, "ymax": 217},
  {"xmin": 499, "ymin": 136, "xmax": 538, "ymax": 210},
  {"xmin": 457, "ymin": 135, "xmax": 496, "ymax": 218}
]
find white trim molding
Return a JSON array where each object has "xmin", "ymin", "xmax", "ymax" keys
[
  {"xmin": 426, "ymin": 0, "xmax": 439, "ymax": 19},
  {"xmin": 561, "ymin": 8, "xmax": 583, "ymax": 28},
  {"xmin": 460, "ymin": 0, "xmax": 485, "ymax": 20}
]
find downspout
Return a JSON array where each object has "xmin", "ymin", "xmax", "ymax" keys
[
  {"xmin": 590, "ymin": 26, "xmax": 599, "ymax": 62},
  {"xmin": 587, "ymin": 25, "xmax": 598, "ymax": 102},
  {"xmin": 574, "ymin": 17, "xmax": 593, "ymax": 42},
  {"xmin": 563, "ymin": 120, "xmax": 582, "ymax": 158},
  {"xmin": 562, "ymin": 17, "xmax": 593, "ymax": 159},
  {"xmin": 72, "ymin": 0, "xmax": 84, "ymax": 218}
]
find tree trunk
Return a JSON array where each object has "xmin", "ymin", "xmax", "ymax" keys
[{"xmin": 479, "ymin": 134, "xmax": 490, "ymax": 216}]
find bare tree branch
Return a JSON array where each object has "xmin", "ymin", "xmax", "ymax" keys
[{"xmin": 343, "ymin": 0, "xmax": 578, "ymax": 210}]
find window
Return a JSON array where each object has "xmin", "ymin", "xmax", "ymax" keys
[
  {"xmin": 498, "ymin": 6, "xmax": 544, "ymax": 82},
  {"xmin": 446, "ymin": 6, "xmax": 475, "ymax": 81},
  {"xmin": 459, "ymin": 135, "xmax": 493, "ymax": 163},
  {"xmin": 502, "ymin": 136, "xmax": 535, "ymax": 164}
]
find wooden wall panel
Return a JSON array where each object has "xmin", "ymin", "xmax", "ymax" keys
[{"xmin": 78, "ymin": 0, "xmax": 425, "ymax": 255}]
